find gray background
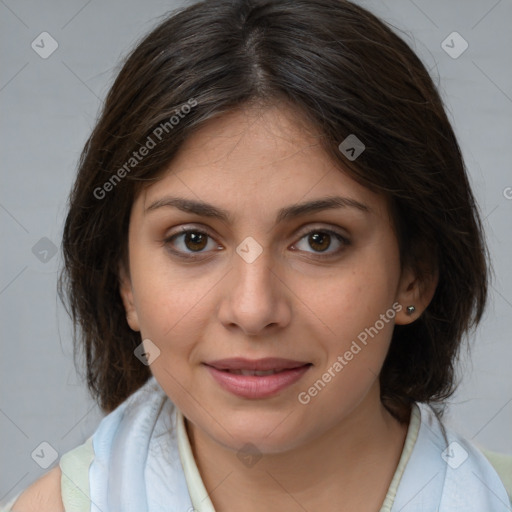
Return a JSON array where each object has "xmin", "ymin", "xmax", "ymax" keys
[{"xmin": 1, "ymin": 0, "xmax": 511, "ymax": 503}]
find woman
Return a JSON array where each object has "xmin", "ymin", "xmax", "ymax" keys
[{"xmin": 4, "ymin": 0, "xmax": 511, "ymax": 510}]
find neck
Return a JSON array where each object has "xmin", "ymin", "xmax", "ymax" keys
[{"xmin": 185, "ymin": 391, "xmax": 410, "ymax": 512}]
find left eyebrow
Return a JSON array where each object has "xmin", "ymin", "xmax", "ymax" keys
[
  {"xmin": 276, "ymin": 196, "xmax": 370, "ymax": 223},
  {"xmin": 144, "ymin": 195, "xmax": 371, "ymax": 224}
]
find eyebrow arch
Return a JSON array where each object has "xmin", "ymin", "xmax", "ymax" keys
[{"xmin": 145, "ymin": 195, "xmax": 370, "ymax": 224}]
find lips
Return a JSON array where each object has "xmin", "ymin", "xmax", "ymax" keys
[
  {"xmin": 205, "ymin": 357, "xmax": 310, "ymax": 372},
  {"xmin": 203, "ymin": 358, "xmax": 312, "ymax": 399},
  {"xmin": 222, "ymin": 368, "xmax": 285, "ymax": 376}
]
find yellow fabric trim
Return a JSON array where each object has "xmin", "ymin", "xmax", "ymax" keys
[
  {"xmin": 59, "ymin": 436, "xmax": 95, "ymax": 512},
  {"xmin": 379, "ymin": 403, "xmax": 422, "ymax": 512},
  {"xmin": 481, "ymin": 448, "xmax": 512, "ymax": 504},
  {"xmin": 176, "ymin": 407, "xmax": 217, "ymax": 512}
]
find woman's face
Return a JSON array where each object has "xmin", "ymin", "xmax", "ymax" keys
[{"xmin": 120, "ymin": 103, "xmax": 419, "ymax": 454}]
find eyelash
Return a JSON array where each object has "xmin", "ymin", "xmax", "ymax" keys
[{"xmin": 162, "ymin": 226, "xmax": 351, "ymax": 261}]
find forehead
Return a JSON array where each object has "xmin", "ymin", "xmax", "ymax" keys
[{"xmin": 137, "ymin": 103, "xmax": 387, "ymax": 221}]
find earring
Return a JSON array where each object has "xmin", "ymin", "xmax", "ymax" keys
[{"xmin": 406, "ymin": 305, "xmax": 416, "ymax": 315}]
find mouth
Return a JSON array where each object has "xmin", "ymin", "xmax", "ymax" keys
[
  {"xmin": 203, "ymin": 358, "xmax": 312, "ymax": 399},
  {"xmin": 204, "ymin": 357, "xmax": 311, "ymax": 372},
  {"xmin": 218, "ymin": 368, "xmax": 294, "ymax": 376}
]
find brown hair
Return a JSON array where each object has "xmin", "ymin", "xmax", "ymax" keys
[{"xmin": 59, "ymin": 0, "xmax": 488, "ymax": 420}]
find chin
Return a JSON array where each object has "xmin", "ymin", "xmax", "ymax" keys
[{"xmin": 204, "ymin": 410, "xmax": 312, "ymax": 455}]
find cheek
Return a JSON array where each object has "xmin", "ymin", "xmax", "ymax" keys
[
  {"xmin": 302, "ymin": 260, "xmax": 398, "ymax": 336},
  {"xmin": 129, "ymin": 256, "xmax": 211, "ymax": 404},
  {"xmin": 300, "ymin": 278, "xmax": 397, "ymax": 415},
  {"xmin": 128, "ymin": 239, "xmax": 211, "ymax": 337},
  {"xmin": 133, "ymin": 279, "xmax": 209, "ymax": 351},
  {"xmin": 298, "ymin": 251, "xmax": 399, "ymax": 377}
]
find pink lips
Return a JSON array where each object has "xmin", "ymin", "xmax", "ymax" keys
[{"xmin": 204, "ymin": 358, "xmax": 312, "ymax": 399}]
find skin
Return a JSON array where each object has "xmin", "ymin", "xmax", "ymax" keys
[{"xmin": 119, "ymin": 102, "xmax": 437, "ymax": 512}]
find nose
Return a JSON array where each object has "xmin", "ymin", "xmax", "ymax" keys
[{"xmin": 217, "ymin": 245, "xmax": 292, "ymax": 336}]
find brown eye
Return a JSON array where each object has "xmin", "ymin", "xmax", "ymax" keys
[
  {"xmin": 293, "ymin": 229, "xmax": 350, "ymax": 258},
  {"xmin": 164, "ymin": 229, "xmax": 219, "ymax": 257},
  {"xmin": 183, "ymin": 231, "xmax": 208, "ymax": 251},
  {"xmin": 308, "ymin": 232, "xmax": 331, "ymax": 252}
]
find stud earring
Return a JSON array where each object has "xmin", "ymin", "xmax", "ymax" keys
[{"xmin": 406, "ymin": 305, "xmax": 416, "ymax": 315}]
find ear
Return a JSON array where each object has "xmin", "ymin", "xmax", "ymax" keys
[
  {"xmin": 394, "ymin": 265, "xmax": 438, "ymax": 325},
  {"xmin": 118, "ymin": 262, "xmax": 140, "ymax": 332}
]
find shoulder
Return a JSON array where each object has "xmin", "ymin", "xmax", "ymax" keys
[{"xmin": 10, "ymin": 466, "xmax": 64, "ymax": 512}]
